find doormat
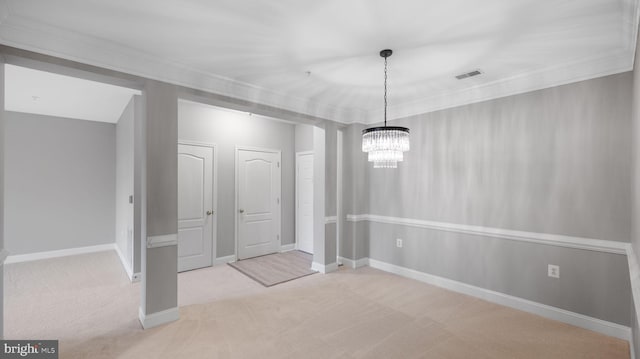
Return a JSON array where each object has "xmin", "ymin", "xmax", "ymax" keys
[{"xmin": 228, "ymin": 250, "xmax": 317, "ymax": 287}]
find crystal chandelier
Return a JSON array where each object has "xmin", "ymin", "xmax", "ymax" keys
[{"xmin": 362, "ymin": 49, "xmax": 410, "ymax": 168}]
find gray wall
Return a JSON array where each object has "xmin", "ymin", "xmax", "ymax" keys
[
  {"xmin": 1, "ymin": 61, "xmax": 5, "ymax": 339},
  {"xmin": 142, "ymin": 81, "xmax": 178, "ymax": 315},
  {"xmin": 631, "ymin": 23, "xmax": 640, "ymax": 355},
  {"xmin": 5, "ymin": 111, "xmax": 116, "ymax": 255},
  {"xmin": 358, "ymin": 72, "xmax": 633, "ymax": 325},
  {"xmin": 342, "ymin": 123, "xmax": 369, "ymax": 260},
  {"xmin": 178, "ymin": 101, "xmax": 296, "ymax": 257}
]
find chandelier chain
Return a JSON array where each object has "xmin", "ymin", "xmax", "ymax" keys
[{"xmin": 384, "ymin": 56, "xmax": 388, "ymax": 127}]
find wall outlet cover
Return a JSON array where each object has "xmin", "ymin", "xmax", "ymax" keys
[
  {"xmin": 548, "ymin": 264, "xmax": 560, "ymax": 278},
  {"xmin": 396, "ymin": 238, "xmax": 403, "ymax": 248}
]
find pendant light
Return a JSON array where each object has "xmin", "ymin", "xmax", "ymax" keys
[{"xmin": 362, "ymin": 49, "xmax": 410, "ymax": 168}]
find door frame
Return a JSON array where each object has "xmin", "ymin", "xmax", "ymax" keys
[
  {"xmin": 295, "ymin": 151, "xmax": 314, "ymax": 252},
  {"xmin": 178, "ymin": 139, "xmax": 218, "ymax": 265},
  {"xmin": 235, "ymin": 146, "xmax": 282, "ymax": 260}
]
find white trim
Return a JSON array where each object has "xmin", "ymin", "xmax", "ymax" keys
[
  {"xmin": 324, "ymin": 216, "xmax": 337, "ymax": 224},
  {"xmin": 368, "ymin": 258, "xmax": 632, "ymax": 342},
  {"xmin": 346, "ymin": 214, "xmax": 628, "ymax": 254},
  {"xmin": 280, "ymin": 244, "xmax": 296, "ymax": 252},
  {"xmin": 311, "ymin": 261, "xmax": 339, "ymax": 274},
  {"xmin": 338, "ymin": 256, "xmax": 369, "ymax": 269},
  {"xmin": 0, "ymin": 249, "xmax": 9, "ymax": 266},
  {"xmin": 138, "ymin": 307, "xmax": 179, "ymax": 329},
  {"xmin": 213, "ymin": 254, "xmax": 237, "ymax": 266},
  {"xmin": 115, "ymin": 244, "xmax": 134, "ymax": 282},
  {"xmin": 5, "ymin": 244, "xmax": 115, "ymax": 264},
  {"xmin": 146, "ymin": 234, "xmax": 178, "ymax": 249}
]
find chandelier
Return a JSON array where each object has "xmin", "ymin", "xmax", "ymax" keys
[{"xmin": 362, "ymin": 49, "xmax": 410, "ymax": 168}]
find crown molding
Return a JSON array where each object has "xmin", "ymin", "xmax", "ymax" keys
[{"xmin": 0, "ymin": 6, "xmax": 637, "ymax": 126}]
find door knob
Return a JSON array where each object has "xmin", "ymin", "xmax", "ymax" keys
[
  {"xmin": 239, "ymin": 209, "xmax": 245, "ymax": 213},
  {"xmin": 207, "ymin": 210, "xmax": 213, "ymax": 216}
]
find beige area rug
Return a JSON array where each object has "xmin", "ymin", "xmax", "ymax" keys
[{"xmin": 228, "ymin": 250, "xmax": 317, "ymax": 287}]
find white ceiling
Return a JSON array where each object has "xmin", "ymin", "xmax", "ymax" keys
[
  {"xmin": 5, "ymin": 64, "xmax": 141, "ymax": 123},
  {"xmin": 0, "ymin": 0, "xmax": 637, "ymax": 124}
]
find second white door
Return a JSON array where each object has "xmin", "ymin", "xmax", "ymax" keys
[
  {"xmin": 178, "ymin": 144, "xmax": 215, "ymax": 272},
  {"xmin": 237, "ymin": 149, "xmax": 281, "ymax": 260}
]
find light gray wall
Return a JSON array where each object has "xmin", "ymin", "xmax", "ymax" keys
[
  {"xmin": 5, "ymin": 111, "xmax": 116, "ymax": 255},
  {"xmin": 178, "ymin": 102, "xmax": 296, "ymax": 257},
  {"xmin": 369, "ymin": 72, "xmax": 632, "ymax": 241},
  {"xmin": 342, "ymin": 123, "xmax": 369, "ymax": 260},
  {"xmin": 295, "ymin": 124, "xmax": 314, "ymax": 152},
  {"xmin": 142, "ymin": 81, "xmax": 178, "ymax": 315},
  {"xmin": 362, "ymin": 72, "xmax": 633, "ymax": 325},
  {"xmin": 0, "ymin": 61, "xmax": 5, "ymax": 339},
  {"xmin": 631, "ymin": 23, "xmax": 640, "ymax": 355},
  {"xmin": 116, "ymin": 96, "xmax": 135, "ymax": 272}
]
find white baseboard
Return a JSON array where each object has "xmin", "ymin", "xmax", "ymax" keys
[
  {"xmin": 0, "ymin": 249, "xmax": 8, "ymax": 266},
  {"xmin": 114, "ymin": 244, "xmax": 141, "ymax": 283},
  {"xmin": 338, "ymin": 256, "xmax": 369, "ymax": 269},
  {"xmin": 311, "ymin": 261, "xmax": 339, "ymax": 274},
  {"xmin": 368, "ymin": 258, "xmax": 632, "ymax": 342},
  {"xmin": 213, "ymin": 255, "xmax": 237, "ymax": 266},
  {"xmin": 280, "ymin": 244, "xmax": 296, "ymax": 252},
  {"xmin": 5, "ymin": 244, "xmax": 116, "ymax": 264},
  {"xmin": 138, "ymin": 307, "xmax": 179, "ymax": 329}
]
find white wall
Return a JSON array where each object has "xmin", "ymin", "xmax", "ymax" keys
[
  {"xmin": 5, "ymin": 111, "xmax": 116, "ymax": 255},
  {"xmin": 115, "ymin": 96, "xmax": 135, "ymax": 277}
]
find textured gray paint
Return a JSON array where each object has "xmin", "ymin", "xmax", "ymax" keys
[
  {"xmin": 116, "ymin": 97, "xmax": 135, "ymax": 271},
  {"xmin": 142, "ymin": 81, "xmax": 178, "ymax": 315},
  {"xmin": 325, "ymin": 122, "xmax": 338, "ymax": 217},
  {"xmin": 363, "ymin": 72, "xmax": 633, "ymax": 325},
  {"xmin": 368, "ymin": 221, "xmax": 630, "ymax": 325},
  {"xmin": 368, "ymin": 73, "xmax": 632, "ymax": 242},
  {"xmin": 145, "ymin": 245, "xmax": 178, "ymax": 313},
  {"xmin": 145, "ymin": 82, "xmax": 178, "ymax": 237},
  {"xmin": 341, "ymin": 124, "xmax": 369, "ymax": 260},
  {"xmin": 5, "ymin": 112, "xmax": 116, "ymax": 255},
  {"xmin": 295, "ymin": 124, "xmax": 314, "ymax": 152},
  {"xmin": 178, "ymin": 103, "xmax": 296, "ymax": 256}
]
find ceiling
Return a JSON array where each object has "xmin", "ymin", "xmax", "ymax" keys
[
  {"xmin": 0, "ymin": 0, "xmax": 637, "ymax": 124},
  {"xmin": 5, "ymin": 64, "xmax": 140, "ymax": 123}
]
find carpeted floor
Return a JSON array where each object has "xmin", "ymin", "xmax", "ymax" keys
[
  {"xmin": 228, "ymin": 250, "xmax": 316, "ymax": 287},
  {"xmin": 4, "ymin": 251, "xmax": 630, "ymax": 358}
]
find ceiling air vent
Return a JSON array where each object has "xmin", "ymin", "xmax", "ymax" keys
[{"xmin": 455, "ymin": 69, "xmax": 483, "ymax": 80}]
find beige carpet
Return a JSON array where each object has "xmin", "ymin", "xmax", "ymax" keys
[
  {"xmin": 228, "ymin": 250, "xmax": 316, "ymax": 287},
  {"xmin": 4, "ymin": 251, "xmax": 630, "ymax": 359}
]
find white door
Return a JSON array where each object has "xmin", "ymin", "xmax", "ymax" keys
[
  {"xmin": 178, "ymin": 144, "xmax": 214, "ymax": 272},
  {"xmin": 296, "ymin": 152, "xmax": 314, "ymax": 254},
  {"xmin": 237, "ymin": 149, "xmax": 281, "ymax": 260}
]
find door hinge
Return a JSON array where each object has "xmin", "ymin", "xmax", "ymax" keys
[
  {"xmin": 277, "ymin": 162, "xmax": 280, "ymax": 168},
  {"xmin": 277, "ymin": 235, "xmax": 280, "ymax": 241},
  {"xmin": 277, "ymin": 197, "xmax": 280, "ymax": 204}
]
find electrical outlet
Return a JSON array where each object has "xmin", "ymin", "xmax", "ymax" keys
[
  {"xmin": 548, "ymin": 264, "xmax": 560, "ymax": 279},
  {"xmin": 396, "ymin": 238, "xmax": 403, "ymax": 248}
]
